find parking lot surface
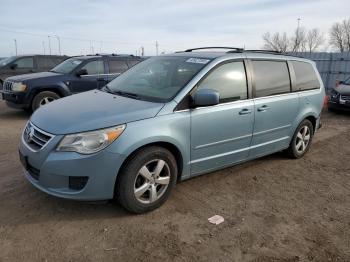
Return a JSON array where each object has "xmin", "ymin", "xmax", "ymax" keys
[{"xmin": 0, "ymin": 100, "xmax": 349, "ymax": 262}]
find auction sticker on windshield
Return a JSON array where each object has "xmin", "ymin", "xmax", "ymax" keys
[{"xmin": 186, "ymin": 58, "xmax": 210, "ymax": 64}]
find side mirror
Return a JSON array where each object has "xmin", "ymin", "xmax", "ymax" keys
[
  {"xmin": 192, "ymin": 89, "xmax": 219, "ymax": 107},
  {"xmin": 10, "ymin": 63, "xmax": 18, "ymax": 70},
  {"xmin": 76, "ymin": 68, "xmax": 88, "ymax": 77}
]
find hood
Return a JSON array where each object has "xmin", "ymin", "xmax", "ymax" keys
[
  {"xmin": 7, "ymin": 71, "xmax": 61, "ymax": 82},
  {"xmin": 31, "ymin": 90, "xmax": 165, "ymax": 134},
  {"xmin": 336, "ymin": 84, "xmax": 350, "ymax": 95}
]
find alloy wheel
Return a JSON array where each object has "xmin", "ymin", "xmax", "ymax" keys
[
  {"xmin": 134, "ymin": 159, "xmax": 171, "ymax": 204},
  {"xmin": 295, "ymin": 126, "xmax": 311, "ymax": 154},
  {"xmin": 39, "ymin": 97, "xmax": 55, "ymax": 107}
]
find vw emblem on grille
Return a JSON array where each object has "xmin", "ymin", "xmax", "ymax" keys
[{"xmin": 25, "ymin": 125, "xmax": 35, "ymax": 143}]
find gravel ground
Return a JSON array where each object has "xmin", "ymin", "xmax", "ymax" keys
[{"xmin": 0, "ymin": 100, "xmax": 349, "ymax": 262}]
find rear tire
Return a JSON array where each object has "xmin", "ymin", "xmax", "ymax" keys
[
  {"xmin": 32, "ymin": 91, "xmax": 60, "ymax": 111},
  {"xmin": 287, "ymin": 119, "xmax": 314, "ymax": 159},
  {"xmin": 116, "ymin": 146, "xmax": 177, "ymax": 214}
]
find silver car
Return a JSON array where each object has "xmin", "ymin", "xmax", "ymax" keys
[{"xmin": 19, "ymin": 47, "xmax": 325, "ymax": 213}]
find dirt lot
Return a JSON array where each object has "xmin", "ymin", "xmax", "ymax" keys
[{"xmin": 0, "ymin": 100, "xmax": 349, "ymax": 262}]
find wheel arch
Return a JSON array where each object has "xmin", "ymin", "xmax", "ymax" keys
[
  {"xmin": 29, "ymin": 85, "xmax": 68, "ymax": 108},
  {"xmin": 117, "ymin": 141, "xmax": 184, "ymax": 185}
]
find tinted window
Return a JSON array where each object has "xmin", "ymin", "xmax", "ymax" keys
[
  {"xmin": 252, "ymin": 61, "xmax": 290, "ymax": 97},
  {"xmin": 128, "ymin": 59, "xmax": 141, "ymax": 67},
  {"xmin": 198, "ymin": 61, "xmax": 247, "ymax": 103},
  {"xmin": 15, "ymin": 57, "xmax": 33, "ymax": 68},
  {"xmin": 81, "ymin": 60, "xmax": 104, "ymax": 75},
  {"xmin": 108, "ymin": 60, "xmax": 128, "ymax": 74},
  {"xmin": 291, "ymin": 61, "xmax": 320, "ymax": 91},
  {"xmin": 37, "ymin": 57, "xmax": 57, "ymax": 69}
]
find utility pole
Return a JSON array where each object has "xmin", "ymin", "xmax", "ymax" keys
[
  {"xmin": 14, "ymin": 39, "xmax": 17, "ymax": 55},
  {"xmin": 42, "ymin": 41, "xmax": 46, "ymax": 55},
  {"xmin": 155, "ymin": 41, "xmax": 159, "ymax": 56},
  {"xmin": 89, "ymin": 40, "xmax": 94, "ymax": 54},
  {"xmin": 48, "ymin": 36, "xmax": 52, "ymax": 55},
  {"xmin": 55, "ymin": 35, "xmax": 61, "ymax": 55},
  {"xmin": 296, "ymin": 18, "xmax": 301, "ymax": 52},
  {"xmin": 141, "ymin": 46, "xmax": 144, "ymax": 56}
]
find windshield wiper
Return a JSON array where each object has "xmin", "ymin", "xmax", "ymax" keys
[
  {"xmin": 101, "ymin": 85, "xmax": 114, "ymax": 94},
  {"xmin": 113, "ymin": 90, "xmax": 142, "ymax": 100}
]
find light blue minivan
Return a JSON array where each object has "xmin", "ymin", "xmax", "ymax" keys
[{"xmin": 19, "ymin": 47, "xmax": 325, "ymax": 213}]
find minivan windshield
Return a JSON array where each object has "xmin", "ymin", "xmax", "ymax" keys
[
  {"xmin": 105, "ymin": 56, "xmax": 211, "ymax": 102},
  {"xmin": 50, "ymin": 58, "xmax": 83, "ymax": 74}
]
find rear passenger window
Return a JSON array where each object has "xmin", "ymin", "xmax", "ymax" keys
[
  {"xmin": 291, "ymin": 61, "xmax": 320, "ymax": 91},
  {"xmin": 81, "ymin": 60, "xmax": 104, "ymax": 75},
  {"xmin": 108, "ymin": 60, "xmax": 128, "ymax": 74},
  {"xmin": 127, "ymin": 59, "xmax": 141, "ymax": 67},
  {"xmin": 37, "ymin": 57, "xmax": 57, "ymax": 69},
  {"xmin": 252, "ymin": 61, "xmax": 290, "ymax": 98},
  {"xmin": 197, "ymin": 61, "xmax": 247, "ymax": 103}
]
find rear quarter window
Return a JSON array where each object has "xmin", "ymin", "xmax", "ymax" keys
[
  {"xmin": 108, "ymin": 59, "xmax": 129, "ymax": 74},
  {"xmin": 291, "ymin": 61, "xmax": 320, "ymax": 91}
]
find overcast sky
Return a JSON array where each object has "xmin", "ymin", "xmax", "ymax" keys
[{"xmin": 0, "ymin": 0, "xmax": 349, "ymax": 57}]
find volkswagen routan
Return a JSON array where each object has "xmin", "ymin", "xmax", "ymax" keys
[{"xmin": 19, "ymin": 47, "xmax": 325, "ymax": 213}]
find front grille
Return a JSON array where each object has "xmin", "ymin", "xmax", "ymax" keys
[
  {"xmin": 23, "ymin": 122, "xmax": 54, "ymax": 151},
  {"xmin": 2, "ymin": 81, "xmax": 14, "ymax": 92},
  {"xmin": 340, "ymin": 95, "xmax": 350, "ymax": 101}
]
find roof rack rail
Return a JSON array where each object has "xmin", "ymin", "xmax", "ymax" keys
[
  {"xmin": 184, "ymin": 47, "xmax": 244, "ymax": 52},
  {"xmin": 243, "ymin": 49, "xmax": 282, "ymax": 54}
]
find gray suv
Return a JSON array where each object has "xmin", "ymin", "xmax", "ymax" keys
[
  {"xmin": 19, "ymin": 47, "xmax": 325, "ymax": 213},
  {"xmin": 0, "ymin": 55, "xmax": 66, "ymax": 89}
]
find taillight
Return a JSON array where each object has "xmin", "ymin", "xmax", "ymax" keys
[{"xmin": 323, "ymin": 95, "xmax": 329, "ymax": 107}]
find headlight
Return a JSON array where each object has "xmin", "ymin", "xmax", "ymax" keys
[
  {"xmin": 12, "ymin": 82, "xmax": 27, "ymax": 92},
  {"xmin": 330, "ymin": 89, "xmax": 339, "ymax": 99},
  {"xmin": 56, "ymin": 125, "xmax": 126, "ymax": 154}
]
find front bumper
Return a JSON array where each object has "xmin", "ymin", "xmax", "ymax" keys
[
  {"xmin": 1, "ymin": 91, "xmax": 30, "ymax": 109},
  {"xmin": 328, "ymin": 100, "xmax": 350, "ymax": 111},
  {"xmin": 19, "ymin": 135, "xmax": 126, "ymax": 201}
]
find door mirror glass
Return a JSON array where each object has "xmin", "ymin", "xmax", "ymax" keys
[
  {"xmin": 76, "ymin": 68, "xmax": 88, "ymax": 77},
  {"xmin": 10, "ymin": 63, "xmax": 18, "ymax": 70},
  {"xmin": 193, "ymin": 89, "xmax": 219, "ymax": 107}
]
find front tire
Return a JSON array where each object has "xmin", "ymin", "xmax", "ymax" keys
[
  {"xmin": 116, "ymin": 146, "xmax": 177, "ymax": 213},
  {"xmin": 32, "ymin": 91, "xmax": 60, "ymax": 111},
  {"xmin": 287, "ymin": 119, "xmax": 314, "ymax": 159}
]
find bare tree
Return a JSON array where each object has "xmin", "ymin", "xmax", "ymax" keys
[
  {"xmin": 262, "ymin": 32, "xmax": 289, "ymax": 52},
  {"xmin": 329, "ymin": 19, "xmax": 350, "ymax": 52},
  {"xmin": 290, "ymin": 27, "xmax": 307, "ymax": 52},
  {"xmin": 342, "ymin": 19, "xmax": 350, "ymax": 51},
  {"xmin": 306, "ymin": 28, "xmax": 324, "ymax": 52},
  {"xmin": 330, "ymin": 22, "xmax": 345, "ymax": 52}
]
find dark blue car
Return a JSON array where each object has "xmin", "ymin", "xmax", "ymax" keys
[{"xmin": 1, "ymin": 54, "xmax": 144, "ymax": 111}]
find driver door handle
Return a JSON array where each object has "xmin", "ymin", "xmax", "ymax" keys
[{"xmin": 239, "ymin": 108, "xmax": 252, "ymax": 115}]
